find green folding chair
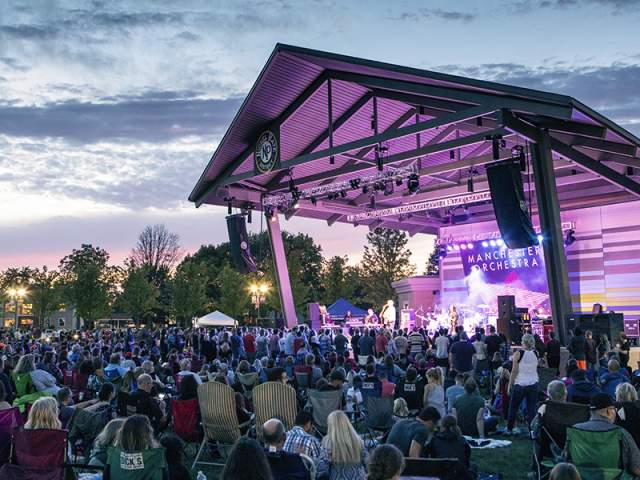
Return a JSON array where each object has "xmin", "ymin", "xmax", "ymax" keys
[
  {"xmin": 103, "ymin": 446, "xmax": 167, "ymax": 480},
  {"xmin": 566, "ymin": 426, "xmax": 626, "ymax": 480}
]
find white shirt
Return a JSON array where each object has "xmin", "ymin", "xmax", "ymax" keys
[
  {"xmin": 435, "ymin": 336, "xmax": 450, "ymax": 358},
  {"xmin": 515, "ymin": 350, "xmax": 539, "ymax": 387}
]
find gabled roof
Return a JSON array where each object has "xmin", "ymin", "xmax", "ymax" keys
[{"xmin": 190, "ymin": 44, "xmax": 640, "ymax": 234}]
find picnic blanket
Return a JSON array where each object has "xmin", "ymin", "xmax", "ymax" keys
[{"xmin": 464, "ymin": 436, "xmax": 512, "ymax": 449}]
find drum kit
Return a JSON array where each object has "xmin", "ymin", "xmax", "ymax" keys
[{"xmin": 413, "ymin": 303, "xmax": 495, "ymax": 333}]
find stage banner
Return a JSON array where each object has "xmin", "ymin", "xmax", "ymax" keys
[{"xmin": 460, "ymin": 241, "xmax": 550, "ymax": 312}]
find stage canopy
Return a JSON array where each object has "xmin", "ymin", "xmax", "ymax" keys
[
  {"xmin": 189, "ymin": 44, "xmax": 640, "ymax": 339},
  {"xmin": 328, "ymin": 298, "xmax": 367, "ymax": 318},
  {"xmin": 196, "ymin": 310, "xmax": 237, "ymax": 327}
]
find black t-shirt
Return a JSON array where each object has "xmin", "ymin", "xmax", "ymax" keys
[
  {"xmin": 450, "ymin": 341, "xmax": 475, "ymax": 373},
  {"xmin": 334, "ymin": 334, "xmax": 348, "ymax": 354},
  {"xmin": 484, "ymin": 334, "xmax": 503, "ymax": 359},
  {"xmin": 386, "ymin": 418, "xmax": 431, "ymax": 456},
  {"xmin": 265, "ymin": 450, "xmax": 310, "ymax": 480}
]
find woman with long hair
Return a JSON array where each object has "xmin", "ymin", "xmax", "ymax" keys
[
  {"xmin": 221, "ymin": 437, "xmax": 272, "ymax": 480},
  {"xmin": 14, "ymin": 353, "xmax": 59, "ymax": 395},
  {"xmin": 25, "ymin": 397, "xmax": 62, "ymax": 430},
  {"xmin": 116, "ymin": 414, "xmax": 159, "ymax": 452},
  {"xmin": 89, "ymin": 418, "xmax": 126, "ymax": 466},
  {"xmin": 177, "ymin": 373, "xmax": 198, "ymax": 401},
  {"xmin": 366, "ymin": 444, "xmax": 405, "ymax": 480},
  {"xmin": 507, "ymin": 333, "xmax": 539, "ymax": 434},
  {"xmin": 424, "ymin": 367, "xmax": 446, "ymax": 418},
  {"xmin": 318, "ymin": 410, "xmax": 367, "ymax": 480}
]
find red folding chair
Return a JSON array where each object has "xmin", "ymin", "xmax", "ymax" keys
[
  {"xmin": 172, "ymin": 398, "xmax": 200, "ymax": 443},
  {"xmin": 173, "ymin": 374, "xmax": 183, "ymax": 391},
  {"xmin": 62, "ymin": 370, "xmax": 73, "ymax": 387},
  {"xmin": 6, "ymin": 428, "xmax": 67, "ymax": 480},
  {"xmin": 71, "ymin": 372, "xmax": 90, "ymax": 401},
  {"xmin": 0, "ymin": 408, "xmax": 23, "ymax": 465}
]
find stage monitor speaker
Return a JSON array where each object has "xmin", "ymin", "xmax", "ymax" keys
[
  {"xmin": 497, "ymin": 295, "xmax": 516, "ymax": 340},
  {"xmin": 226, "ymin": 214, "xmax": 257, "ymax": 274},
  {"xmin": 486, "ymin": 160, "xmax": 537, "ymax": 249},
  {"xmin": 592, "ymin": 303, "xmax": 603, "ymax": 315}
]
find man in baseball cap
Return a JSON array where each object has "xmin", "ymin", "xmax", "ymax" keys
[{"xmin": 568, "ymin": 392, "xmax": 640, "ymax": 477}]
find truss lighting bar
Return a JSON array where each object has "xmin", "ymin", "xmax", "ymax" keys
[
  {"xmin": 346, "ymin": 191, "xmax": 492, "ymax": 222},
  {"xmin": 261, "ymin": 165, "xmax": 417, "ymax": 207}
]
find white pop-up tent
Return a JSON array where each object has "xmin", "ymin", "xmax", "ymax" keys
[{"xmin": 195, "ymin": 310, "xmax": 237, "ymax": 328}]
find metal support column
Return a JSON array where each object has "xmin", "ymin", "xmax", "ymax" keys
[
  {"xmin": 266, "ymin": 214, "xmax": 298, "ymax": 328},
  {"xmin": 530, "ymin": 130, "xmax": 573, "ymax": 344}
]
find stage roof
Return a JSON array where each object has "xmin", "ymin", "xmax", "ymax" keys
[{"xmin": 189, "ymin": 44, "xmax": 640, "ymax": 235}]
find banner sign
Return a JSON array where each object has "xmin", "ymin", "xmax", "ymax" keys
[
  {"xmin": 460, "ymin": 240, "xmax": 550, "ymax": 312},
  {"xmin": 346, "ymin": 191, "xmax": 491, "ymax": 222},
  {"xmin": 624, "ymin": 319, "xmax": 640, "ymax": 338}
]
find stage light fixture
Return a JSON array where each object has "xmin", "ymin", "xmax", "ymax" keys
[
  {"xmin": 453, "ymin": 244, "xmax": 460, "ymax": 251},
  {"xmin": 460, "ymin": 244, "xmax": 467, "ymax": 250},
  {"xmin": 384, "ymin": 180, "xmax": 394, "ymax": 196},
  {"xmin": 537, "ymin": 234, "xmax": 544, "ymax": 244},
  {"xmin": 437, "ymin": 245, "xmax": 448, "ymax": 260},
  {"xmin": 340, "ymin": 190, "xmax": 347, "ymax": 198},
  {"xmin": 450, "ymin": 150, "xmax": 455, "ymax": 159},
  {"xmin": 564, "ymin": 229, "xmax": 576, "ymax": 247},
  {"xmin": 481, "ymin": 241, "xmax": 489, "ymax": 248},
  {"xmin": 349, "ymin": 178, "xmax": 361, "ymax": 189},
  {"xmin": 329, "ymin": 155, "xmax": 335, "ymax": 165},
  {"xmin": 310, "ymin": 196, "xmax": 317, "ymax": 206},
  {"xmin": 396, "ymin": 177, "xmax": 403, "ymax": 187},
  {"xmin": 511, "ymin": 145, "xmax": 526, "ymax": 171},
  {"xmin": 407, "ymin": 173, "xmax": 420, "ymax": 194},
  {"xmin": 369, "ymin": 195, "xmax": 376, "ymax": 209},
  {"xmin": 496, "ymin": 239, "xmax": 504, "ymax": 246},
  {"xmin": 467, "ymin": 243, "xmax": 473, "ymax": 249},
  {"xmin": 446, "ymin": 245, "xmax": 453, "ymax": 251},
  {"xmin": 489, "ymin": 239, "xmax": 496, "ymax": 247},
  {"xmin": 292, "ymin": 200, "xmax": 300, "ymax": 210},
  {"xmin": 362, "ymin": 185, "xmax": 369, "ymax": 194},
  {"xmin": 467, "ymin": 177, "xmax": 474, "ymax": 193}
]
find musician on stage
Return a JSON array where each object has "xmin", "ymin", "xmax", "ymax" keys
[
  {"xmin": 341, "ymin": 310, "xmax": 353, "ymax": 325},
  {"xmin": 449, "ymin": 305, "xmax": 459, "ymax": 333},
  {"xmin": 380, "ymin": 300, "xmax": 396, "ymax": 329},
  {"xmin": 364, "ymin": 308, "xmax": 379, "ymax": 325}
]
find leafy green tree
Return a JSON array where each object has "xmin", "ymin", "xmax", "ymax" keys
[
  {"xmin": 425, "ymin": 239, "xmax": 440, "ymax": 275},
  {"xmin": 172, "ymin": 261, "xmax": 208, "ymax": 326},
  {"xmin": 360, "ymin": 228, "xmax": 416, "ymax": 308},
  {"xmin": 118, "ymin": 264, "xmax": 159, "ymax": 326},
  {"xmin": 59, "ymin": 244, "xmax": 115, "ymax": 329},
  {"xmin": 30, "ymin": 267, "xmax": 63, "ymax": 329},
  {"xmin": 217, "ymin": 265, "xmax": 251, "ymax": 321},
  {"xmin": 321, "ymin": 256, "xmax": 353, "ymax": 305}
]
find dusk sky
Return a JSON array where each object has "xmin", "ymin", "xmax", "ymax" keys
[{"xmin": 1, "ymin": 0, "xmax": 639, "ymax": 270}]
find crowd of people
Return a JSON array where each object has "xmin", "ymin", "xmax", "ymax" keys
[{"xmin": 0, "ymin": 321, "xmax": 636, "ymax": 479}]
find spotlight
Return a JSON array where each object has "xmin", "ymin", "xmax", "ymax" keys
[
  {"xmin": 496, "ymin": 239, "xmax": 504, "ymax": 246},
  {"xmin": 350, "ymin": 178, "xmax": 361, "ymax": 189},
  {"xmin": 407, "ymin": 173, "xmax": 420, "ymax": 194},
  {"xmin": 437, "ymin": 245, "xmax": 448, "ymax": 260},
  {"xmin": 292, "ymin": 200, "xmax": 300, "ymax": 210},
  {"xmin": 446, "ymin": 245, "xmax": 453, "ymax": 251},
  {"xmin": 384, "ymin": 180, "xmax": 394, "ymax": 196},
  {"xmin": 489, "ymin": 240, "xmax": 496, "ymax": 247},
  {"xmin": 537, "ymin": 234, "xmax": 544, "ymax": 244},
  {"xmin": 340, "ymin": 190, "xmax": 347, "ymax": 198},
  {"xmin": 564, "ymin": 229, "xmax": 576, "ymax": 247},
  {"xmin": 467, "ymin": 243, "xmax": 473, "ymax": 249},
  {"xmin": 453, "ymin": 244, "xmax": 460, "ymax": 251},
  {"xmin": 481, "ymin": 241, "xmax": 489, "ymax": 248},
  {"xmin": 460, "ymin": 244, "xmax": 467, "ymax": 250}
]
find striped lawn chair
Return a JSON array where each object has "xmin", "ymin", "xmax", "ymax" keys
[
  {"xmin": 253, "ymin": 381, "xmax": 297, "ymax": 440},
  {"xmin": 192, "ymin": 381, "xmax": 249, "ymax": 470}
]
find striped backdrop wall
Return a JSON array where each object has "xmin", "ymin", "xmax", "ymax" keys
[{"xmin": 439, "ymin": 201, "xmax": 640, "ymax": 321}]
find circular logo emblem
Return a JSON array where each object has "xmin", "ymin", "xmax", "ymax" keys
[
  {"xmin": 255, "ymin": 130, "xmax": 279, "ymax": 173},
  {"xmin": 240, "ymin": 241, "xmax": 248, "ymax": 251}
]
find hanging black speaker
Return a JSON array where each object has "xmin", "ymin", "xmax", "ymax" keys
[
  {"xmin": 226, "ymin": 214, "xmax": 257, "ymax": 274},
  {"xmin": 486, "ymin": 160, "xmax": 537, "ymax": 249}
]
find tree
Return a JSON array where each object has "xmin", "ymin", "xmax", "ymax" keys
[
  {"xmin": 59, "ymin": 244, "xmax": 115, "ymax": 329},
  {"xmin": 172, "ymin": 261, "xmax": 208, "ymax": 326},
  {"xmin": 425, "ymin": 239, "xmax": 440, "ymax": 275},
  {"xmin": 321, "ymin": 256, "xmax": 353, "ymax": 305},
  {"xmin": 30, "ymin": 267, "xmax": 63, "ymax": 329},
  {"xmin": 118, "ymin": 264, "xmax": 159, "ymax": 326},
  {"xmin": 217, "ymin": 265, "xmax": 251, "ymax": 321},
  {"xmin": 360, "ymin": 228, "xmax": 416, "ymax": 308},
  {"xmin": 131, "ymin": 224, "xmax": 182, "ymax": 273}
]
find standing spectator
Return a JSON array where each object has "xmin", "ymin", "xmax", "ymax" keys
[
  {"xmin": 244, "ymin": 329, "xmax": 257, "ymax": 362},
  {"xmin": 546, "ymin": 332, "xmax": 561, "ymax": 372},
  {"xmin": 351, "ymin": 329, "xmax": 361, "ymax": 359},
  {"xmin": 395, "ymin": 367, "xmax": 424, "ymax": 412},
  {"xmin": 334, "ymin": 329, "xmax": 349, "ymax": 356},
  {"xmin": 568, "ymin": 327, "xmax": 587, "ymax": 371},
  {"xmin": 222, "ymin": 437, "xmax": 273, "ymax": 480},
  {"xmin": 434, "ymin": 330, "xmax": 450, "ymax": 371},
  {"xmin": 617, "ymin": 332, "xmax": 631, "ymax": 370},
  {"xmin": 506, "ymin": 334, "xmax": 539, "ymax": 434},
  {"xmin": 408, "ymin": 329, "xmax": 424, "ymax": 357},
  {"xmin": 394, "ymin": 331, "xmax": 409, "ymax": 357},
  {"xmin": 449, "ymin": 337, "xmax": 475, "ymax": 375},
  {"xmin": 358, "ymin": 330, "xmax": 376, "ymax": 362},
  {"xmin": 317, "ymin": 411, "xmax": 367, "ymax": 480},
  {"xmin": 375, "ymin": 330, "xmax": 389, "ymax": 357},
  {"xmin": 484, "ymin": 326, "xmax": 503, "ymax": 362},
  {"xmin": 585, "ymin": 330, "xmax": 598, "ymax": 372}
]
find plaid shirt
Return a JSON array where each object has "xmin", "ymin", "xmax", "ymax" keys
[{"xmin": 283, "ymin": 426, "xmax": 321, "ymax": 460}]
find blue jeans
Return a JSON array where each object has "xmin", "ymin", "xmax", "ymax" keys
[{"xmin": 507, "ymin": 383, "xmax": 538, "ymax": 431}]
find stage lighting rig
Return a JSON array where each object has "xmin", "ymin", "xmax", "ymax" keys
[
  {"xmin": 369, "ymin": 195, "xmax": 376, "ymax": 209},
  {"xmin": 511, "ymin": 145, "xmax": 526, "ymax": 171},
  {"xmin": 339, "ymin": 190, "xmax": 347, "ymax": 198},
  {"xmin": 310, "ymin": 196, "xmax": 317, "ymax": 206},
  {"xmin": 384, "ymin": 180, "xmax": 394, "ymax": 196},
  {"xmin": 486, "ymin": 134, "xmax": 505, "ymax": 160},
  {"xmin": 407, "ymin": 173, "xmax": 420, "ymax": 195},
  {"xmin": 349, "ymin": 178, "xmax": 361, "ymax": 189}
]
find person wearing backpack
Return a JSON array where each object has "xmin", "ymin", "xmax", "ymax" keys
[{"xmin": 506, "ymin": 333, "xmax": 539, "ymax": 435}]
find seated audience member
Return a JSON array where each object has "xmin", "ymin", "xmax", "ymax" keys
[
  {"xmin": 566, "ymin": 369, "xmax": 600, "ymax": 405},
  {"xmin": 177, "ymin": 373, "xmax": 198, "ymax": 401},
  {"xmin": 283, "ymin": 410, "xmax": 321, "ymax": 461},
  {"xmin": 615, "ymin": 382, "xmax": 640, "ymax": 448},
  {"xmin": 600, "ymin": 359, "xmax": 626, "ymax": 400},
  {"xmin": 177, "ymin": 358, "xmax": 202, "ymax": 385},
  {"xmin": 104, "ymin": 353, "xmax": 128, "ymax": 381},
  {"xmin": 379, "ymin": 370, "xmax": 396, "ymax": 398},
  {"xmin": 549, "ymin": 463, "xmax": 581, "ymax": 480},
  {"xmin": 317, "ymin": 411, "xmax": 367, "ymax": 480},
  {"xmin": 89, "ymin": 418, "xmax": 126, "ymax": 467},
  {"xmin": 395, "ymin": 366, "xmax": 424, "ymax": 411},
  {"xmin": 569, "ymin": 393, "xmax": 640, "ymax": 478},
  {"xmin": 424, "ymin": 368, "xmax": 446, "ymax": 418},
  {"xmin": 366, "ymin": 444, "xmax": 405, "ymax": 480},
  {"xmin": 14, "ymin": 353, "xmax": 60, "ymax": 395},
  {"xmin": 25, "ymin": 396, "xmax": 62, "ymax": 430},
  {"xmin": 263, "ymin": 418, "xmax": 310, "ymax": 480},
  {"xmin": 453, "ymin": 379, "xmax": 497, "ymax": 438},
  {"xmin": 386, "ymin": 406, "xmax": 441, "ymax": 458},
  {"xmin": 160, "ymin": 433, "xmax": 191, "ymax": 480},
  {"xmin": 346, "ymin": 376, "xmax": 364, "ymax": 414},
  {"xmin": 361, "ymin": 364, "xmax": 382, "ymax": 398},
  {"xmin": 0, "ymin": 383, "xmax": 12, "ymax": 411},
  {"xmin": 393, "ymin": 397, "xmax": 409, "ymax": 421},
  {"xmin": 422, "ymin": 415, "xmax": 473, "ymax": 480},
  {"xmin": 56, "ymin": 387, "xmax": 75, "ymax": 428},
  {"xmin": 446, "ymin": 372, "xmax": 465, "ymax": 414},
  {"xmin": 129, "ymin": 373, "xmax": 166, "ymax": 429},
  {"xmin": 319, "ymin": 369, "xmax": 345, "ymax": 392},
  {"xmin": 222, "ymin": 437, "xmax": 273, "ymax": 480},
  {"xmin": 531, "ymin": 380, "xmax": 567, "ymax": 439}
]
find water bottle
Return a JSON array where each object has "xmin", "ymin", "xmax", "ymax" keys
[{"xmin": 196, "ymin": 471, "xmax": 207, "ymax": 480}]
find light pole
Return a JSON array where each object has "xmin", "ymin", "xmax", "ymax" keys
[
  {"xmin": 249, "ymin": 283, "xmax": 269, "ymax": 324},
  {"xmin": 6, "ymin": 287, "xmax": 27, "ymax": 332}
]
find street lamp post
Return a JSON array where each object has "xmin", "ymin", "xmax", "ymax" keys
[
  {"xmin": 249, "ymin": 283, "xmax": 269, "ymax": 324},
  {"xmin": 6, "ymin": 287, "xmax": 27, "ymax": 332}
]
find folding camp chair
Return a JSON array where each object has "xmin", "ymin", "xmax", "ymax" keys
[
  {"xmin": 363, "ymin": 395, "xmax": 394, "ymax": 446},
  {"xmin": 236, "ymin": 372, "xmax": 260, "ymax": 401},
  {"xmin": 533, "ymin": 401, "xmax": 590, "ymax": 480},
  {"xmin": 193, "ymin": 381, "xmax": 251, "ymax": 470},
  {"xmin": 253, "ymin": 381, "xmax": 297, "ymax": 440},
  {"xmin": 566, "ymin": 426, "xmax": 624, "ymax": 480},
  {"xmin": 402, "ymin": 458, "xmax": 462, "ymax": 480},
  {"xmin": 537, "ymin": 367, "xmax": 558, "ymax": 400},
  {"xmin": 62, "ymin": 370, "xmax": 74, "ymax": 388},
  {"xmin": 307, "ymin": 389, "xmax": 343, "ymax": 435},
  {"xmin": 0, "ymin": 408, "xmax": 22, "ymax": 465},
  {"xmin": 71, "ymin": 371, "xmax": 90, "ymax": 401},
  {"xmin": 68, "ymin": 407, "xmax": 110, "ymax": 462},
  {"xmin": 171, "ymin": 398, "xmax": 200, "ymax": 444},
  {"xmin": 103, "ymin": 446, "xmax": 167, "ymax": 480},
  {"xmin": 6, "ymin": 428, "xmax": 68, "ymax": 480},
  {"xmin": 11, "ymin": 373, "xmax": 35, "ymax": 399}
]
